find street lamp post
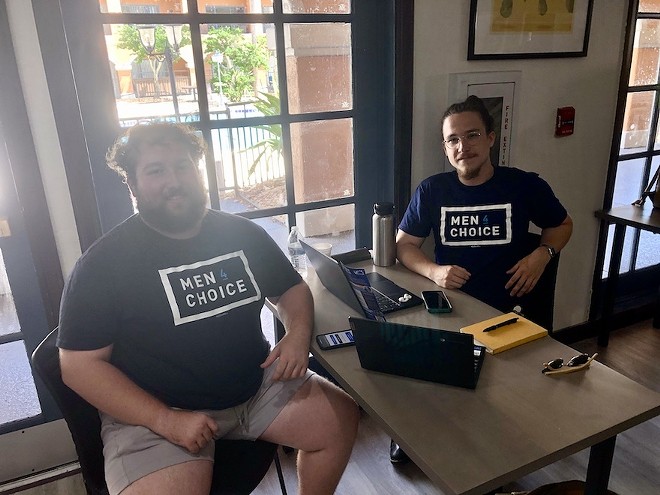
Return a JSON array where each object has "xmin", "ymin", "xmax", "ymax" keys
[
  {"xmin": 137, "ymin": 24, "xmax": 183, "ymax": 122},
  {"xmin": 211, "ymin": 51, "xmax": 224, "ymax": 104}
]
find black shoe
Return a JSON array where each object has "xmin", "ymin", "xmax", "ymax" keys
[{"xmin": 389, "ymin": 439, "xmax": 410, "ymax": 464}]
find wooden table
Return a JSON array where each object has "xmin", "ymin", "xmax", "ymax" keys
[
  {"xmin": 595, "ymin": 204, "xmax": 660, "ymax": 346},
  {"xmin": 292, "ymin": 260, "xmax": 660, "ymax": 495}
]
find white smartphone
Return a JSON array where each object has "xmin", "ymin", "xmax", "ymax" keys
[{"xmin": 316, "ymin": 330, "xmax": 355, "ymax": 350}]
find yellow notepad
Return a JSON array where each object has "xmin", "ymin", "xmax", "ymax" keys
[{"xmin": 460, "ymin": 312, "xmax": 548, "ymax": 354}]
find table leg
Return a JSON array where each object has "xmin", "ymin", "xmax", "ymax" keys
[
  {"xmin": 653, "ymin": 284, "xmax": 660, "ymax": 329},
  {"xmin": 599, "ymin": 223, "xmax": 626, "ymax": 347},
  {"xmin": 585, "ymin": 435, "xmax": 616, "ymax": 495}
]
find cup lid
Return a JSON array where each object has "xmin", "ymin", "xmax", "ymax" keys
[{"xmin": 374, "ymin": 202, "xmax": 394, "ymax": 215}]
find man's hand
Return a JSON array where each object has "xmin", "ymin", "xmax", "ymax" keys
[
  {"xmin": 153, "ymin": 408, "xmax": 219, "ymax": 454},
  {"xmin": 429, "ymin": 264, "xmax": 471, "ymax": 289},
  {"xmin": 261, "ymin": 332, "xmax": 310, "ymax": 381},
  {"xmin": 505, "ymin": 248, "xmax": 550, "ymax": 297}
]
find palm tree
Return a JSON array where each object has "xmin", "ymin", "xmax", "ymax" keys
[{"xmin": 241, "ymin": 93, "xmax": 282, "ymax": 178}]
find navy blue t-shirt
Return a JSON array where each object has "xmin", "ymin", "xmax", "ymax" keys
[
  {"xmin": 57, "ymin": 210, "xmax": 301, "ymax": 410},
  {"xmin": 399, "ymin": 167, "xmax": 567, "ymax": 311}
]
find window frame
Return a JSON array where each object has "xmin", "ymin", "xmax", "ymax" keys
[
  {"xmin": 52, "ymin": 0, "xmax": 413, "ymax": 252},
  {"xmin": 591, "ymin": 0, "xmax": 660, "ymax": 321}
]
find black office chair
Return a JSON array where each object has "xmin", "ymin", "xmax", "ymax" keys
[
  {"xmin": 515, "ymin": 232, "xmax": 561, "ymax": 332},
  {"xmin": 31, "ymin": 328, "xmax": 287, "ymax": 495}
]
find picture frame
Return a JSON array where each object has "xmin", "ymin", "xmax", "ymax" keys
[
  {"xmin": 448, "ymin": 71, "xmax": 522, "ymax": 168},
  {"xmin": 468, "ymin": 0, "xmax": 594, "ymax": 60}
]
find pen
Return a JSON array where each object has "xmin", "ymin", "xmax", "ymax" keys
[{"xmin": 483, "ymin": 317, "xmax": 519, "ymax": 333}]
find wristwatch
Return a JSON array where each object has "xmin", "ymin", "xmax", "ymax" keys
[{"xmin": 540, "ymin": 243, "xmax": 557, "ymax": 259}]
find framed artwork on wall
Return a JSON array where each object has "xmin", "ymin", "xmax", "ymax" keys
[
  {"xmin": 448, "ymin": 71, "xmax": 521, "ymax": 168},
  {"xmin": 468, "ymin": 0, "xmax": 594, "ymax": 60}
]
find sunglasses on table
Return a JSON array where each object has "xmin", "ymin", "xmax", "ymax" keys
[{"xmin": 542, "ymin": 353, "xmax": 598, "ymax": 376}]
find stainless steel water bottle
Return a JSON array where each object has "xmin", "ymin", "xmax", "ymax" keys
[{"xmin": 372, "ymin": 202, "xmax": 396, "ymax": 267}]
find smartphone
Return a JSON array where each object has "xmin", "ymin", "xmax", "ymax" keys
[
  {"xmin": 316, "ymin": 330, "xmax": 355, "ymax": 350},
  {"xmin": 421, "ymin": 290, "xmax": 453, "ymax": 313}
]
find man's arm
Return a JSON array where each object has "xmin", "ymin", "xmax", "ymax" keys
[
  {"xmin": 396, "ymin": 230, "xmax": 471, "ymax": 289},
  {"xmin": 505, "ymin": 214, "xmax": 574, "ymax": 297},
  {"xmin": 59, "ymin": 347, "xmax": 218, "ymax": 453},
  {"xmin": 263, "ymin": 280, "xmax": 314, "ymax": 381}
]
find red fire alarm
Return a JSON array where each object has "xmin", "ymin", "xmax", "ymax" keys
[{"xmin": 555, "ymin": 106, "xmax": 575, "ymax": 137}]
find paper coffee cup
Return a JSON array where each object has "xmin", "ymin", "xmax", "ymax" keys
[{"xmin": 313, "ymin": 242, "xmax": 332, "ymax": 256}]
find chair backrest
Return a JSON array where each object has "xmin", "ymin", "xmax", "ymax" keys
[
  {"xmin": 31, "ymin": 328, "xmax": 280, "ymax": 495},
  {"xmin": 31, "ymin": 328, "xmax": 108, "ymax": 495},
  {"xmin": 517, "ymin": 232, "xmax": 561, "ymax": 332}
]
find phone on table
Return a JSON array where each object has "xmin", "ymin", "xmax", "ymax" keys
[
  {"xmin": 316, "ymin": 330, "xmax": 355, "ymax": 350},
  {"xmin": 421, "ymin": 290, "xmax": 452, "ymax": 313}
]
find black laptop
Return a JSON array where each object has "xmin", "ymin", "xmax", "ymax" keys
[
  {"xmin": 348, "ymin": 317, "xmax": 486, "ymax": 389},
  {"xmin": 301, "ymin": 240, "xmax": 423, "ymax": 315}
]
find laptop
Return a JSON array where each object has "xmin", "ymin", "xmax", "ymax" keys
[
  {"xmin": 301, "ymin": 240, "xmax": 423, "ymax": 315},
  {"xmin": 348, "ymin": 316, "xmax": 486, "ymax": 389}
]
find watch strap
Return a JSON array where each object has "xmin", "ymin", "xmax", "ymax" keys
[{"xmin": 540, "ymin": 243, "xmax": 556, "ymax": 259}]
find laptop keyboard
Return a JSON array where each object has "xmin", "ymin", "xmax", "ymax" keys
[{"xmin": 373, "ymin": 289, "xmax": 400, "ymax": 312}]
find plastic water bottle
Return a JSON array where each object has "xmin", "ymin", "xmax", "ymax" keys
[{"xmin": 287, "ymin": 226, "xmax": 306, "ymax": 275}]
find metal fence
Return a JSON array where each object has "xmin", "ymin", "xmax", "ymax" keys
[{"xmin": 118, "ymin": 111, "xmax": 284, "ymax": 197}]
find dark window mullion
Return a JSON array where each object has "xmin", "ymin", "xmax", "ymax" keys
[
  {"xmin": 271, "ymin": 1, "xmax": 297, "ymax": 228},
  {"xmin": 183, "ymin": 1, "xmax": 221, "ymax": 209}
]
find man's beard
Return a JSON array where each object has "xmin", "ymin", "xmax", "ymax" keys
[
  {"xmin": 457, "ymin": 166, "xmax": 481, "ymax": 181},
  {"xmin": 135, "ymin": 186, "xmax": 207, "ymax": 235}
]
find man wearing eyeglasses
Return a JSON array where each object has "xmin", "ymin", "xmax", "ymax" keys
[{"xmin": 389, "ymin": 95, "xmax": 573, "ymax": 462}]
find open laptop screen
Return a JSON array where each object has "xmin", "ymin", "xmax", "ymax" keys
[{"xmin": 340, "ymin": 265, "xmax": 386, "ymax": 322}]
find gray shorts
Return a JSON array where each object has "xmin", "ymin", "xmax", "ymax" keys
[{"xmin": 100, "ymin": 360, "xmax": 313, "ymax": 495}]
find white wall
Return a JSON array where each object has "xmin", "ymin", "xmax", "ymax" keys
[{"xmin": 413, "ymin": 1, "xmax": 628, "ymax": 330}]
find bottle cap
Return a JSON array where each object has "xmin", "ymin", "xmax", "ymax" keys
[{"xmin": 374, "ymin": 202, "xmax": 394, "ymax": 215}]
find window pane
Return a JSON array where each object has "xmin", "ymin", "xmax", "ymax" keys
[
  {"xmin": 613, "ymin": 158, "xmax": 646, "ymax": 206},
  {"xmin": 285, "ymin": 23, "xmax": 352, "ymax": 114},
  {"xmin": 283, "ymin": 0, "xmax": 351, "ymax": 14},
  {"xmin": 602, "ymin": 224, "xmax": 636, "ymax": 278},
  {"xmin": 295, "ymin": 205, "xmax": 355, "ymax": 254},
  {"xmin": 620, "ymin": 91, "xmax": 655, "ymax": 154},
  {"xmin": 290, "ymin": 118, "xmax": 354, "ymax": 204},
  {"xmin": 212, "ymin": 127, "xmax": 286, "ymax": 215},
  {"xmin": 105, "ymin": 24, "xmax": 200, "ymax": 126},
  {"xmin": 635, "ymin": 229, "xmax": 660, "ymax": 269},
  {"xmin": 0, "ymin": 249, "xmax": 19, "ymax": 337},
  {"xmin": 198, "ymin": 0, "xmax": 272, "ymax": 14},
  {"xmin": 639, "ymin": 0, "xmax": 660, "ymax": 14},
  {"xmin": 0, "ymin": 341, "xmax": 41, "ymax": 424},
  {"xmin": 201, "ymin": 23, "xmax": 278, "ymax": 117},
  {"xmin": 99, "ymin": 0, "xmax": 185, "ymax": 14},
  {"xmin": 629, "ymin": 19, "xmax": 660, "ymax": 86}
]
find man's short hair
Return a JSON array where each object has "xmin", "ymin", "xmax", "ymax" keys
[
  {"xmin": 106, "ymin": 123, "xmax": 207, "ymax": 183},
  {"xmin": 442, "ymin": 95, "xmax": 494, "ymax": 135}
]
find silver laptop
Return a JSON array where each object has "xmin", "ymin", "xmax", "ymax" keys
[{"xmin": 301, "ymin": 240, "xmax": 423, "ymax": 316}]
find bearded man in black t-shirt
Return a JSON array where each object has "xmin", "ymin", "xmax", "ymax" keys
[{"xmin": 57, "ymin": 123, "xmax": 359, "ymax": 495}]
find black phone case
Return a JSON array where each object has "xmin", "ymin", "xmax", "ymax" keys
[{"xmin": 422, "ymin": 291, "xmax": 452, "ymax": 313}]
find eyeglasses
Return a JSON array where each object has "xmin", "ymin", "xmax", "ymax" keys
[
  {"xmin": 541, "ymin": 353, "xmax": 598, "ymax": 376},
  {"xmin": 443, "ymin": 131, "xmax": 483, "ymax": 149}
]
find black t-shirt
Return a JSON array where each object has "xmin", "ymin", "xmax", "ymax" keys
[
  {"xmin": 57, "ymin": 211, "xmax": 301, "ymax": 410},
  {"xmin": 399, "ymin": 167, "xmax": 568, "ymax": 311}
]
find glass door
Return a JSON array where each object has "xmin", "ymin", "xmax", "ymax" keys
[
  {"xmin": 98, "ymin": 0, "xmax": 359, "ymax": 254},
  {"xmin": 593, "ymin": 0, "xmax": 660, "ymax": 316}
]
